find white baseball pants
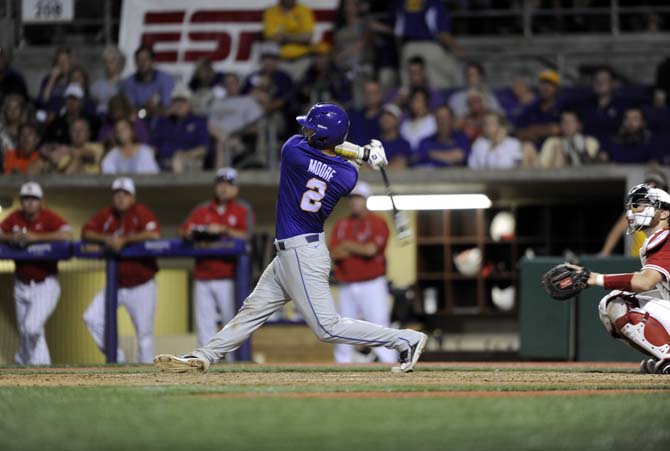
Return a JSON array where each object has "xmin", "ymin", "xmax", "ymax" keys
[
  {"xmin": 83, "ymin": 279, "xmax": 157, "ymax": 363},
  {"xmin": 193, "ymin": 233, "xmax": 423, "ymax": 363},
  {"xmin": 334, "ymin": 276, "xmax": 398, "ymax": 363},
  {"xmin": 14, "ymin": 276, "xmax": 61, "ymax": 365},
  {"xmin": 194, "ymin": 279, "xmax": 236, "ymax": 361}
]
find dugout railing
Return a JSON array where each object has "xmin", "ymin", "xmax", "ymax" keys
[{"xmin": 0, "ymin": 238, "xmax": 252, "ymax": 363}]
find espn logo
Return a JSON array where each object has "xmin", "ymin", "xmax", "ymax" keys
[{"xmin": 140, "ymin": 9, "xmax": 335, "ymax": 64}]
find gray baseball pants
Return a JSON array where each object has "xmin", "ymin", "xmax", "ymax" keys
[{"xmin": 193, "ymin": 233, "xmax": 423, "ymax": 362}]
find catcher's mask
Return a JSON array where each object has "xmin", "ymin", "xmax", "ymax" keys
[{"xmin": 625, "ymin": 183, "xmax": 670, "ymax": 234}]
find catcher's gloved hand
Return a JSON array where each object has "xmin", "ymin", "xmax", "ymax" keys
[{"xmin": 542, "ymin": 264, "xmax": 591, "ymax": 301}]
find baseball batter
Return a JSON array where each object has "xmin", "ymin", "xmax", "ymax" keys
[
  {"xmin": 567, "ymin": 184, "xmax": 670, "ymax": 374},
  {"xmin": 82, "ymin": 177, "xmax": 161, "ymax": 363},
  {"xmin": 330, "ymin": 181, "xmax": 397, "ymax": 364},
  {"xmin": 179, "ymin": 167, "xmax": 253, "ymax": 356},
  {"xmin": 155, "ymin": 102, "xmax": 428, "ymax": 373},
  {"xmin": 0, "ymin": 182, "xmax": 73, "ymax": 365}
]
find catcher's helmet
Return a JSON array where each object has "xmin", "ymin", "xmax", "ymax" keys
[
  {"xmin": 296, "ymin": 103, "xmax": 349, "ymax": 149},
  {"xmin": 624, "ymin": 183, "xmax": 670, "ymax": 233}
]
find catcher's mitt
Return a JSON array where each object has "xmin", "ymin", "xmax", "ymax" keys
[{"xmin": 542, "ymin": 264, "xmax": 591, "ymax": 301}]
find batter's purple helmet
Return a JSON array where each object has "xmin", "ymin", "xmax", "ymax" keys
[{"xmin": 296, "ymin": 103, "xmax": 349, "ymax": 149}]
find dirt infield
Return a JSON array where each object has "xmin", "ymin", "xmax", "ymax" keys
[{"xmin": 2, "ymin": 362, "xmax": 669, "ymax": 394}]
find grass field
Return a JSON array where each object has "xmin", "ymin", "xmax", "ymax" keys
[{"xmin": 1, "ymin": 362, "xmax": 669, "ymax": 451}]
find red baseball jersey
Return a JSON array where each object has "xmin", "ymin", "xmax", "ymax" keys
[
  {"xmin": 82, "ymin": 203, "xmax": 160, "ymax": 288},
  {"xmin": 0, "ymin": 208, "xmax": 72, "ymax": 283},
  {"xmin": 329, "ymin": 212, "xmax": 389, "ymax": 283},
  {"xmin": 180, "ymin": 199, "xmax": 252, "ymax": 280},
  {"xmin": 640, "ymin": 227, "xmax": 670, "ymax": 299}
]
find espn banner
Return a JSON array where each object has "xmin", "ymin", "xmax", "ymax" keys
[{"xmin": 119, "ymin": 0, "xmax": 337, "ymax": 83}]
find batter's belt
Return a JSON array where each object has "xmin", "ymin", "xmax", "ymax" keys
[{"xmin": 274, "ymin": 233, "xmax": 323, "ymax": 251}]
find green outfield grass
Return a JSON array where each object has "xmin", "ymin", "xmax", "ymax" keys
[{"xmin": 1, "ymin": 364, "xmax": 669, "ymax": 451}]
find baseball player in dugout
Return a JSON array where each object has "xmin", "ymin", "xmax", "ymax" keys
[
  {"xmin": 155, "ymin": 102, "xmax": 427, "ymax": 373},
  {"xmin": 82, "ymin": 177, "xmax": 161, "ymax": 363},
  {"xmin": 549, "ymin": 183, "xmax": 670, "ymax": 374},
  {"xmin": 330, "ymin": 180, "xmax": 397, "ymax": 364},
  {"xmin": 0, "ymin": 182, "xmax": 73, "ymax": 365},
  {"xmin": 179, "ymin": 167, "xmax": 254, "ymax": 359}
]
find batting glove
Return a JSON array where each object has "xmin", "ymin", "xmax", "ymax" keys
[{"xmin": 364, "ymin": 139, "xmax": 388, "ymax": 170}]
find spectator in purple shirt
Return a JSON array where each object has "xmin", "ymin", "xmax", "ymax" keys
[
  {"xmin": 37, "ymin": 47, "xmax": 73, "ymax": 117},
  {"xmin": 122, "ymin": 46, "xmax": 175, "ymax": 113},
  {"xmin": 98, "ymin": 94, "xmax": 150, "ymax": 151},
  {"xmin": 415, "ymin": 106, "xmax": 470, "ymax": 168},
  {"xmin": 0, "ymin": 47, "xmax": 28, "ymax": 103},
  {"xmin": 575, "ymin": 67, "xmax": 628, "ymax": 141},
  {"xmin": 604, "ymin": 108, "xmax": 658, "ymax": 164},
  {"xmin": 150, "ymin": 86, "xmax": 209, "ymax": 172},
  {"xmin": 378, "ymin": 103, "xmax": 411, "ymax": 168},
  {"xmin": 347, "ymin": 79, "xmax": 383, "ymax": 146},
  {"xmin": 393, "ymin": 0, "xmax": 464, "ymax": 89},
  {"xmin": 516, "ymin": 70, "xmax": 563, "ymax": 145}
]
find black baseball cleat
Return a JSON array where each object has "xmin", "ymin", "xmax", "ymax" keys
[
  {"xmin": 640, "ymin": 358, "xmax": 657, "ymax": 374},
  {"xmin": 392, "ymin": 333, "xmax": 428, "ymax": 373}
]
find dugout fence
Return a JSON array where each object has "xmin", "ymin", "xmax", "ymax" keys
[{"xmin": 0, "ymin": 239, "xmax": 252, "ymax": 364}]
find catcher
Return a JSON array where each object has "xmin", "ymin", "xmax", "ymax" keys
[{"xmin": 543, "ymin": 183, "xmax": 670, "ymax": 374}]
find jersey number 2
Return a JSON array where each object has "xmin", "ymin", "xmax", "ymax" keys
[{"xmin": 300, "ymin": 178, "xmax": 327, "ymax": 212}]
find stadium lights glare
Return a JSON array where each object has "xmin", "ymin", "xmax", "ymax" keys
[{"xmin": 367, "ymin": 194, "xmax": 492, "ymax": 211}]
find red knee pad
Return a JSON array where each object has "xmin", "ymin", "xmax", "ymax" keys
[{"xmin": 614, "ymin": 311, "xmax": 670, "ymax": 347}]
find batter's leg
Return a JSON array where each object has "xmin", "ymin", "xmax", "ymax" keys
[
  {"xmin": 278, "ymin": 245, "xmax": 425, "ymax": 366},
  {"xmin": 212, "ymin": 279, "xmax": 236, "ymax": 362},
  {"xmin": 194, "ymin": 280, "xmax": 218, "ymax": 347},
  {"xmin": 333, "ymin": 283, "xmax": 357, "ymax": 363},
  {"xmin": 122, "ymin": 279, "xmax": 157, "ymax": 363},
  {"xmin": 192, "ymin": 257, "xmax": 290, "ymax": 363},
  {"xmin": 83, "ymin": 288, "xmax": 126, "ymax": 362},
  {"xmin": 358, "ymin": 277, "xmax": 398, "ymax": 364}
]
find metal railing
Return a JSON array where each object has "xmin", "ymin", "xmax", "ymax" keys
[
  {"xmin": 0, "ymin": 238, "xmax": 252, "ymax": 363},
  {"xmin": 5, "ymin": 0, "xmax": 670, "ymax": 48}
]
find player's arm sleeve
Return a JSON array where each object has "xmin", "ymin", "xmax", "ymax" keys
[
  {"xmin": 139, "ymin": 206, "xmax": 161, "ymax": 235},
  {"xmin": 48, "ymin": 212, "xmax": 73, "ymax": 235},
  {"xmin": 641, "ymin": 234, "xmax": 670, "ymax": 282}
]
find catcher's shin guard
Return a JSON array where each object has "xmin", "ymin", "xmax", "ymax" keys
[{"xmin": 603, "ymin": 296, "xmax": 670, "ymax": 361}]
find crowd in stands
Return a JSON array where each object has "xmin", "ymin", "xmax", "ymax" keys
[{"xmin": 1, "ymin": 0, "xmax": 670, "ymax": 175}]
